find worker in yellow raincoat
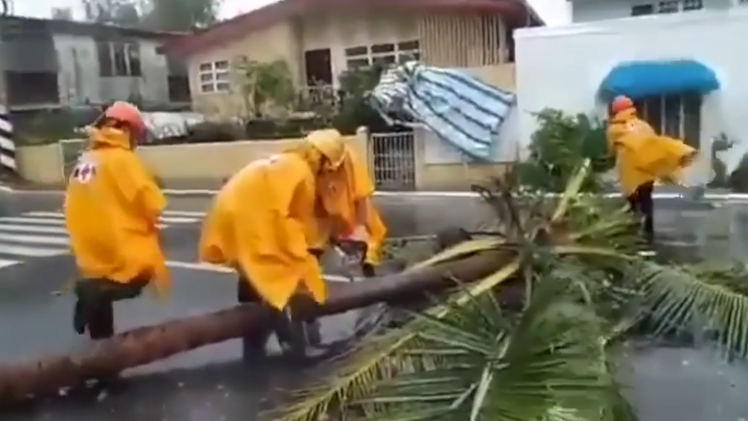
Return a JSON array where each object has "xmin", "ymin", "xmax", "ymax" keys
[
  {"xmin": 312, "ymin": 130, "xmax": 387, "ymax": 277},
  {"xmin": 65, "ymin": 101, "xmax": 169, "ymax": 340},
  {"xmin": 607, "ymin": 95, "xmax": 698, "ymax": 243},
  {"xmin": 199, "ymin": 131, "xmax": 331, "ymax": 359}
]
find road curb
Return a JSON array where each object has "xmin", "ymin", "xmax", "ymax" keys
[{"xmin": 5, "ymin": 186, "xmax": 748, "ymax": 201}]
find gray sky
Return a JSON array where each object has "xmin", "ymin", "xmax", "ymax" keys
[{"xmin": 13, "ymin": 0, "xmax": 570, "ymax": 25}]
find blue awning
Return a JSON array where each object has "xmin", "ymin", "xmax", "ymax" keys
[{"xmin": 599, "ymin": 59, "xmax": 720, "ymax": 100}]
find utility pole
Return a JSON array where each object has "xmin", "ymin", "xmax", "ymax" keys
[{"xmin": 0, "ymin": 0, "xmax": 15, "ymax": 178}]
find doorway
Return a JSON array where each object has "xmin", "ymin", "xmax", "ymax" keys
[{"xmin": 304, "ymin": 49, "xmax": 333, "ymax": 86}]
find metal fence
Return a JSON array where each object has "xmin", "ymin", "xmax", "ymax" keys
[{"xmin": 369, "ymin": 131, "xmax": 416, "ymax": 191}]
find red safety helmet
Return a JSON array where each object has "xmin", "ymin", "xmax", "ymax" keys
[
  {"xmin": 611, "ymin": 95, "xmax": 635, "ymax": 114},
  {"xmin": 95, "ymin": 101, "xmax": 147, "ymax": 141}
]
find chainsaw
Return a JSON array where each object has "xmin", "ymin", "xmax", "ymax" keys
[{"xmin": 332, "ymin": 238, "xmax": 368, "ymax": 282}]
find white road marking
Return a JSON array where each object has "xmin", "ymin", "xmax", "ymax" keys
[
  {"xmin": 164, "ymin": 260, "xmax": 353, "ymax": 283},
  {"xmin": 0, "ymin": 244, "xmax": 67, "ymax": 257},
  {"xmin": 17, "ymin": 211, "xmax": 65, "ymax": 218},
  {"xmin": 24, "ymin": 211, "xmax": 200, "ymax": 225},
  {"xmin": 0, "ymin": 233, "xmax": 69, "ymax": 245},
  {"xmin": 0, "ymin": 210, "xmax": 204, "ymax": 270},
  {"xmin": 0, "ymin": 224, "xmax": 68, "ymax": 234},
  {"xmin": 0, "ymin": 258, "xmax": 19, "ymax": 268},
  {"xmin": 159, "ymin": 216, "xmax": 200, "ymax": 224},
  {"xmin": 0, "ymin": 217, "xmax": 65, "ymax": 225},
  {"xmin": 166, "ymin": 260, "xmax": 232, "ymax": 273},
  {"xmin": 160, "ymin": 210, "xmax": 206, "ymax": 217}
]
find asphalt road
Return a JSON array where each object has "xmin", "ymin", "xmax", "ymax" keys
[
  {"xmin": 0, "ymin": 192, "xmax": 366, "ymax": 421},
  {"xmin": 1, "ymin": 192, "xmax": 748, "ymax": 421}
]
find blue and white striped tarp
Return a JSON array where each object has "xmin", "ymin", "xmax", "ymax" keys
[{"xmin": 369, "ymin": 61, "xmax": 516, "ymax": 161}]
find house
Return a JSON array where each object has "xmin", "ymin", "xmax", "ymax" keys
[
  {"xmin": 514, "ymin": 0, "xmax": 746, "ymax": 177},
  {"xmin": 0, "ymin": 15, "xmax": 191, "ymax": 111},
  {"xmin": 163, "ymin": 0, "xmax": 543, "ymax": 118}
]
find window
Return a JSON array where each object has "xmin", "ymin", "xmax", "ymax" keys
[
  {"xmin": 6, "ymin": 72, "xmax": 59, "ymax": 106},
  {"xmin": 126, "ymin": 44, "xmax": 142, "ymax": 77},
  {"xmin": 113, "ymin": 43, "xmax": 128, "ymax": 76},
  {"xmin": 635, "ymin": 94, "xmax": 702, "ymax": 148},
  {"xmin": 631, "ymin": 4, "xmax": 654, "ymax": 15},
  {"xmin": 97, "ymin": 41, "xmax": 142, "ymax": 77},
  {"xmin": 630, "ymin": 0, "xmax": 702, "ymax": 15},
  {"xmin": 198, "ymin": 60, "xmax": 231, "ymax": 93},
  {"xmin": 97, "ymin": 42, "xmax": 113, "ymax": 76},
  {"xmin": 168, "ymin": 75, "xmax": 191, "ymax": 103},
  {"xmin": 658, "ymin": 0, "xmax": 680, "ymax": 13},
  {"xmin": 344, "ymin": 40, "xmax": 421, "ymax": 70}
]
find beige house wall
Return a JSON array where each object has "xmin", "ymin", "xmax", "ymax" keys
[
  {"xmin": 15, "ymin": 131, "xmax": 509, "ymax": 190},
  {"xmin": 187, "ymin": 20, "xmax": 304, "ymax": 118},
  {"xmin": 182, "ymin": 9, "xmax": 518, "ymax": 119}
]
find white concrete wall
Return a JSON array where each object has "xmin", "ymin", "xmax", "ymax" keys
[{"xmin": 514, "ymin": 9, "xmax": 748, "ymax": 177}]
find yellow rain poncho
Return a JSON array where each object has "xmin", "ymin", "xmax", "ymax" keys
[
  {"xmin": 607, "ymin": 107, "xmax": 696, "ymax": 196},
  {"xmin": 64, "ymin": 127, "xmax": 170, "ymax": 298},
  {"xmin": 198, "ymin": 150, "xmax": 325, "ymax": 311},
  {"xmin": 317, "ymin": 145, "xmax": 387, "ymax": 265}
]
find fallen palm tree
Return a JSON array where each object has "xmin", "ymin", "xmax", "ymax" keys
[
  {"xmin": 0, "ymin": 248, "xmax": 509, "ymax": 404},
  {"xmin": 0, "ymin": 161, "xmax": 600, "ymax": 404},
  {"xmin": 3, "ymin": 162, "xmax": 748, "ymax": 421},
  {"xmin": 263, "ymin": 169, "xmax": 748, "ymax": 421}
]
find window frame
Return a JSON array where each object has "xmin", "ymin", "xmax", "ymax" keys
[
  {"xmin": 97, "ymin": 41, "xmax": 143, "ymax": 77},
  {"xmin": 197, "ymin": 60, "xmax": 231, "ymax": 94},
  {"xmin": 344, "ymin": 40, "xmax": 421, "ymax": 70},
  {"xmin": 634, "ymin": 93, "xmax": 702, "ymax": 149},
  {"xmin": 630, "ymin": 0, "xmax": 703, "ymax": 15}
]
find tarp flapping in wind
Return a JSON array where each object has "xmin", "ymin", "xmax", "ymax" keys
[{"xmin": 369, "ymin": 62, "xmax": 516, "ymax": 161}]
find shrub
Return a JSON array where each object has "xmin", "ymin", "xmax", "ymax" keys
[{"xmin": 514, "ymin": 109, "xmax": 613, "ymax": 193}]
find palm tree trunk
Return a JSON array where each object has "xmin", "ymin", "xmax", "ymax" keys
[{"xmin": 0, "ymin": 249, "xmax": 512, "ymax": 405}]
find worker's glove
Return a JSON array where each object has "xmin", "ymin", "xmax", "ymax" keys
[{"xmin": 348, "ymin": 225, "xmax": 369, "ymax": 243}]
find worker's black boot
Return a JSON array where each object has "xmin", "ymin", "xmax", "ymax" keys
[
  {"xmin": 276, "ymin": 297, "xmax": 326, "ymax": 361},
  {"xmin": 237, "ymin": 275, "xmax": 272, "ymax": 362}
]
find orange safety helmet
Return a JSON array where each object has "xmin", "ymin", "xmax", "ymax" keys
[
  {"xmin": 97, "ymin": 101, "xmax": 147, "ymax": 139},
  {"xmin": 610, "ymin": 95, "xmax": 635, "ymax": 114}
]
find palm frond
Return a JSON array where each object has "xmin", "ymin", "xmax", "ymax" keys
[
  {"xmin": 344, "ymin": 276, "xmax": 616, "ymax": 421},
  {"xmin": 636, "ymin": 261, "xmax": 748, "ymax": 357},
  {"xmin": 265, "ymin": 260, "xmax": 521, "ymax": 421},
  {"xmin": 408, "ymin": 237, "xmax": 506, "ymax": 271},
  {"xmin": 552, "ymin": 158, "xmax": 591, "ymax": 222}
]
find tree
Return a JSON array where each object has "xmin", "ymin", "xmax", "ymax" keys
[
  {"xmin": 513, "ymin": 109, "xmax": 612, "ymax": 194},
  {"xmin": 140, "ymin": 0, "xmax": 220, "ymax": 31},
  {"xmin": 332, "ymin": 65, "xmax": 392, "ymax": 134},
  {"xmin": 51, "ymin": 7, "xmax": 75, "ymax": 20},
  {"xmin": 80, "ymin": 0, "xmax": 219, "ymax": 30},
  {"xmin": 5, "ymin": 160, "xmax": 748, "ymax": 414},
  {"xmin": 81, "ymin": 0, "xmax": 143, "ymax": 25},
  {"xmin": 263, "ymin": 164, "xmax": 748, "ymax": 421},
  {"xmin": 233, "ymin": 57, "xmax": 294, "ymax": 118}
]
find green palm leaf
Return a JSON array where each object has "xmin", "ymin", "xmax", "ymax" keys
[
  {"xmin": 637, "ymin": 262, "xmax": 748, "ymax": 356},
  {"xmin": 265, "ymin": 261, "xmax": 522, "ymax": 421},
  {"xmin": 346, "ymin": 279, "xmax": 615, "ymax": 421}
]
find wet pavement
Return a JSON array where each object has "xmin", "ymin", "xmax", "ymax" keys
[{"xmin": 1, "ymin": 191, "xmax": 748, "ymax": 421}]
